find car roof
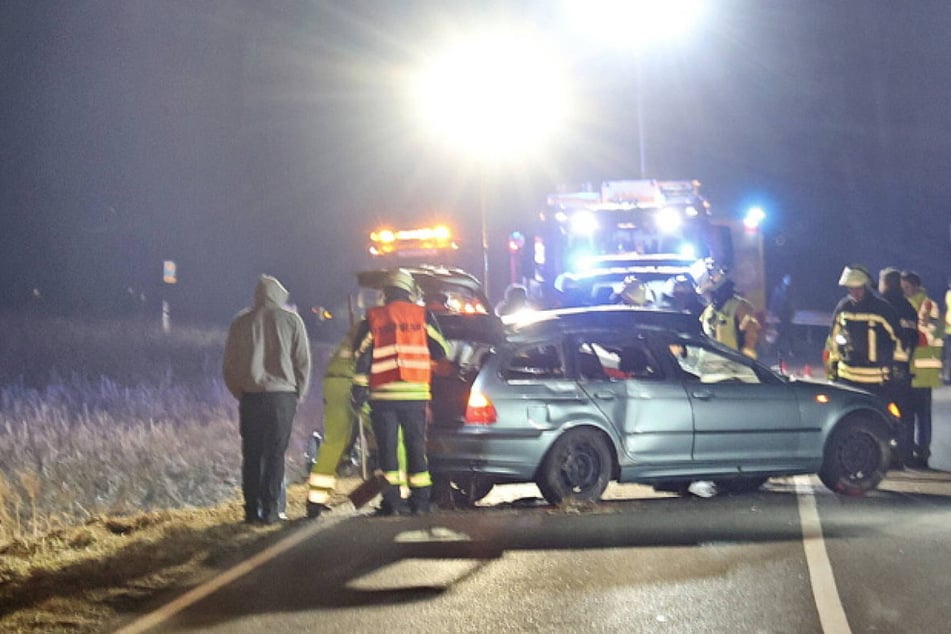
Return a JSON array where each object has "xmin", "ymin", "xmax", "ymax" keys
[{"xmin": 503, "ymin": 305, "xmax": 702, "ymax": 342}]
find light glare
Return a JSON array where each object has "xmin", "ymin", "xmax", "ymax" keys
[{"xmin": 413, "ymin": 28, "xmax": 569, "ymax": 161}]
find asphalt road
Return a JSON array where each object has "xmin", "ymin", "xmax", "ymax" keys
[{"xmin": 116, "ymin": 386, "xmax": 951, "ymax": 634}]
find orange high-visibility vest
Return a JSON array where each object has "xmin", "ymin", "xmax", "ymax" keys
[{"xmin": 366, "ymin": 302, "xmax": 432, "ymax": 388}]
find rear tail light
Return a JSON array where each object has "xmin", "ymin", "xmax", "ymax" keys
[{"xmin": 465, "ymin": 390, "xmax": 497, "ymax": 425}]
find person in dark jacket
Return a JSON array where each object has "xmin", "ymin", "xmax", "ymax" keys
[
  {"xmin": 878, "ymin": 267, "xmax": 919, "ymax": 466},
  {"xmin": 825, "ymin": 265, "xmax": 900, "ymax": 396}
]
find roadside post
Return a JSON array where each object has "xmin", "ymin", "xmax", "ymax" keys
[{"xmin": 162, "ymin": 260, "xmax": 176, "ymax": 333}]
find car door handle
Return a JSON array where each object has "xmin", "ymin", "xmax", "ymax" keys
[
  {"xmin": 691, "ymin": 390, "xmax": 713, "ymax": 400},
  {"xmin": 594, "ymin": 392, "xmax": 615, "ymax": 400}
]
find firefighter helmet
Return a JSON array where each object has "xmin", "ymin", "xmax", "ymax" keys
[
  {"xmin": 838, "ymin": 265, "xmax": 871, "ymax": 288},
  {"xmin": 383, "ymin": 268, "xmax": 417, "ymax": 295}
]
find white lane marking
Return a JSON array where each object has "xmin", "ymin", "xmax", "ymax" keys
[
  {"xmin": 114, "ymin": 517, "xmax": 340, "ymax": 634},
  {"xmin": 794, "ymin": 475, "xmax": 852, "ymax": 634}
]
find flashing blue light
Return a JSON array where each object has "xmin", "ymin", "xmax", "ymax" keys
[
  {"xmin": 744, "ymin": 206, "xmax": 766, "ymax": 230},
  {"xmin": 679, "ymin": 243, "xmax": 697, "ymax": 259},
  {"xmin": 569, "ymin": 250, "xmax": 596, "ymax": 272}
]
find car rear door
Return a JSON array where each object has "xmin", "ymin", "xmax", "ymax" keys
[{"xmin": 572, "ymin": 334, "xmax": 694, "ymax": 464}]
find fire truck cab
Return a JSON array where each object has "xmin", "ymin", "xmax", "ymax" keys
[{"xmin": 522, "ymin": 179, "xmax": 764, "ymax": 312}]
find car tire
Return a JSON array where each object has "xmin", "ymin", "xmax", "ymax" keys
[
  {"xmin": 431, "ymin": 475, "xmax": 494, "ymax": 508},
  {"xmin": 714, "ymin": 477, "xmax": 769, "ymax": 494},
  {"xmin": 818, "ymin": 416, "xmax": 890, "ymax": 496},
  {"xmin": 537, "ymin": 428, "xmax": 612, "ymax": 505}
]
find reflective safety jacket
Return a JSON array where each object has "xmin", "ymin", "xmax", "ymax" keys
[
  {"xmin": 906, "ymin": 289, "xmax": 944, "ymax": 388},
  {"xmin": 946, "ymin": 289, "xmax": 951, "ymax": 336},
  {"xmin": 700, "ymin": 295, "xmax": 760, "ymax": 358},
  {"xmin": 826, "ymin": 291, "xmax": 900, "ymax": 386},
  {"xmin": 353, "ymin": 301, "xmax": 449, "ymax": 401}
]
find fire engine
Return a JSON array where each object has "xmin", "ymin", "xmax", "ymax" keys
[{"xmin": 516, "ymin": 179, "xmax": 766, "ymax": 312}]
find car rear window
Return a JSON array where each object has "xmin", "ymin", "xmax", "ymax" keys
[{"xmin": 504, "ymin": 343, "xmax": 564, "ymax": 380}]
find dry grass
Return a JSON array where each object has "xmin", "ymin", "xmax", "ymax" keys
[
  {"xmin": 0, "ymin": 314, "xmax": 330, "ymax": 631},
  {"xmin": 0, "ymin": 483, "xmax": 322, "ymax": 633}
]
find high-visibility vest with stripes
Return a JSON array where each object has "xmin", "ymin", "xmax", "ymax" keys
[
  {"xmin": 366, "ymin": 302, "xmax": 432, "ymax": 388},
  {"xmin": 907, "ymin": 290, "xmax": 944, "ymax": 388}
]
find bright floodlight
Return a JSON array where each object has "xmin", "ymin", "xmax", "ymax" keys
[
  {"xmin": 413, "ymin": 28, "xmax": 569, "ymax": 160},
  {"xmin": 656, "ymin": 207, "xmax": 683, "ymax": 234},
  {"xmin": 564, "ymin": 0, "xmax": 707, "ymax": 47}
]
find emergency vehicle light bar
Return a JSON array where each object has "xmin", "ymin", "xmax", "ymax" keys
[{"xmin": 368, "ymin": 224, "xmax": 458, "ymax": 257}]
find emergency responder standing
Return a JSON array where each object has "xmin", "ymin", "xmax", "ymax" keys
[
  {"xmin": 878, "ymin": 267, "xmax": 919, "ymax": 465},
  {"xmin": 700, "ymin": 269, "xmax": 760, "ymax": 358},
  {"xmin": 306, "ymin": 323, "xmax": 360, "ymax": 518},
  {"xmin": 825, "ymin": 267, "xmax": 906, "ymax": 463},
  {"xmin": 659, "ymin": 274, "xmax": 706, "ymax": 315},
  {"xmin": 611, "ymin": 275, "xmax": 653, "ymax": 307},
  {"xmin": 352, "ymin": 269, "xmax": 450, "ymax": 516},
  {"xmin": 901, "ymin": 271, "xmax": 944, "ymax": 469},
  {"xmin": 944, "ymin": 276, "xmax": 951, "ymax": 385},
  {"xmin": 825, "ymin": 265, "xmax": 901, "ymax": 394},
  {"xmin": 223, "ymin": 275, "xmax": 312, "ymax": 524}
]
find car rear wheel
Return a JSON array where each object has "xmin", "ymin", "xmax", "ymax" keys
[
  {"xmin": 818, "ymin": 417, "xmax": 890, "ymax": 496},
  {"xmin": 537, "ymin": 428, "xmax": 612, "ymax": 505},
  {"xmin": 431, "ymin": 475, "xmax": 494, "ymax": 508}
]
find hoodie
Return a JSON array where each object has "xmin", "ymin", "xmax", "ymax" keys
[{"xmin": 223, "ymin": 275, "xmax": 312, "ymax": 400}]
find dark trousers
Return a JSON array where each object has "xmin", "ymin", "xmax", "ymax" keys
[
  {"xmin": 369, "ymin": 399, "xmax": 429, "ymax": 510},
  {"xmin": 910, "ymin": 387, "xmax": 933, "ymax": 458},
  {"xmin": 239, "ymin": 392, "xmax": 297, "ymax": 522},
  {"xmin": 884, "ymin": 374, "xmax": 915, "ymax": 463}
]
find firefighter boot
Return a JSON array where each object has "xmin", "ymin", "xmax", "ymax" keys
[
  {"xmin": 377, "ymin": 484, "xmax": 408, "ymax": 516},
  {"xmin": 409, "ymin": 485, "xmax": 433, "ymax": 515}
]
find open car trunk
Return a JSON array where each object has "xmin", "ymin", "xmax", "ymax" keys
[{"xmin": 429, "ymin": 312, "xmax": 501, "ymax": 428}]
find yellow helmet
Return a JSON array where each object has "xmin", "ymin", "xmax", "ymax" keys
[{"xmin": 838, "ymin": 265, "xmax": 871, "ymax": 288}]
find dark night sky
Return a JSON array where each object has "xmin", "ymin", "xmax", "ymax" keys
[{"xmin": 2, "ymin": 0, "xmax": 950, "ymax": 324}]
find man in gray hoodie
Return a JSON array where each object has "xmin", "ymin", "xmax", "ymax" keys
[{"xmin": 224, "ymin": 275, "xmax": 312, "ymax": 524}]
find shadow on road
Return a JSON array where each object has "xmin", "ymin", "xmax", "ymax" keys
[{"xmin": 157, "ymin": 476, "xmax": 951, "ymax": 630}]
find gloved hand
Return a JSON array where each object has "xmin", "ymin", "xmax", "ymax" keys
[
  {"xmin": 741, "ymin": 347, "xmax": 757, "ymax": 360},
  {"xmin": 351, "ymin": 385, "xmax": 369, "ymax": 411}
]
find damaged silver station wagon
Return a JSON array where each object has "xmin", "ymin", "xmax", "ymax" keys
[{"xmin": 428, "ymin": 305, "xmax": 901, "ymax": 506}]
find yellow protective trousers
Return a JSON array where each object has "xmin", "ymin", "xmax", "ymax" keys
[
  {"xmin": 308, "ymin": 377, "xmax": 355, "ymax": 505},
  {"xmin": 308, "ymin": 376, "xmax": 407, "ymax": 506}
]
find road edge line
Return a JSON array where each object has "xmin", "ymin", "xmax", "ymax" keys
[{"xmin": 113, "ymin": 516, "xmax": 343, "ymax": 634}]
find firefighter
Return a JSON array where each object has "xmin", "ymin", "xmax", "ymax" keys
[
  {"xmin": 878, "ymin": 267, "xmax": 919, "ymax": 465},
  {"xmin": 945, "ymin": 276, "xmax": 951, "ymax": 385},
  {"xmin": 659, "ymin": 274, "xmax": 706, "ymax": 316},
  {"xmin": 611, "ymin": 275, "xmax": 653, "ymax": 307},
  {"xmin": 306, "ymin": 323, "xmax": 361, "ymax": 518},
  {"xmin": 352, "ymin": 268, "xmax": 450, "ymax": 516},
  {"xmin": 825, "ymin": 265, "xmax": 902, "ymax": 396},
  {"xmin": 699, "ymin": 268, "xmax": 760, "ymax": 358},
  {"xmin": 901, "ymin": 271, "xmax": 944, "ymax": 468}
]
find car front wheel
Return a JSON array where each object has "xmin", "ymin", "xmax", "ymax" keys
[
  {"xmin": 818, "ymin": 417, "xmax": 890, "ymax": 496},
  {"xmin": 537, "ymin": 428, "xmax": 612, "ymax": 505}
]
